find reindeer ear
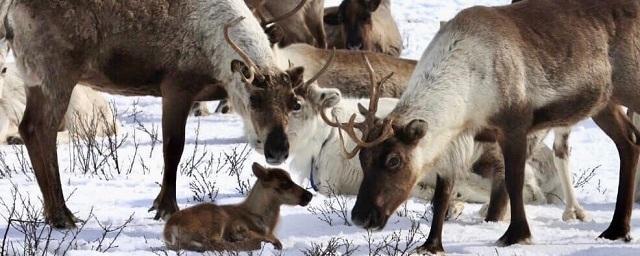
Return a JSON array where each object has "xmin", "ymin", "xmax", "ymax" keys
[
  {"xmin": 363, "ymin": 0, "xmax": 382, "ymax": 12},
  {"xmin": 399, "ymin": 119, "xmax": 427, "ymax": 145},
  {"xmin": 288, "ymin": 66, "xmax": 305, "ymax": 88},
  {"xmin": 231, "ymin": 60, "xmax": 252, "ymax": 80},
  {"xmin": 252, "ymin": 162, "xmax": 269, "ymax": 180},
  {"xmin": 315, "ymin": 87, "xmax": 341, "ymax": 108},
  {"xmin": 324, "ymin": 11, "xmax": 342, "ymax": 26}
]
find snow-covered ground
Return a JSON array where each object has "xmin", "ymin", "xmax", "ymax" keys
[{"xmin": 1, "ymin": 0, "xmax": 639, "ymax": 255}]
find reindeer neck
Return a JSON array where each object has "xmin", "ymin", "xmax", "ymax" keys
[{"xmin": 240, "ymin": 182, "xmax": 281, "ymax": 230}]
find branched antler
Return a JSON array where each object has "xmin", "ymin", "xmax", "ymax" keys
[
  {"xmin": 260, "ymin": 0, "xmax": 308, "ymax": 28},
  {"xmin": 224, "ymin": 17, "xmax": 260, "ymax": 82},
  {"xmin": 320, "ymin": 53, "xmax": 395, "ymax": 159}
]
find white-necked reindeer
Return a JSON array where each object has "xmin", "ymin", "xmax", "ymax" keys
[
  {"xmin": 283, "ymin": 54, "xmax": 586, "ymax": 222},
  {"xmin": 0, "ymin": 0, "xmax": 330, "ymax": 228},
  {"xmin": 329, "ymin": 0, "xmax": 640, "ymax": 254}
]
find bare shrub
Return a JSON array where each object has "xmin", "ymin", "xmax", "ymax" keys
[
  {"xmin": 224, "ymin": 145, "xmax": 252, "ymax": 195},
  {"xmin": 307, "ymin": 186, "xmax": 351, "ymax": 226},
  {"xmin": 0, "ymin": 145, "xmax": 33, "ymax": 180},
  {"xmin": 573, "ymin": 165, "xmax": 600, "ymax": 189},
  {"xmin": 365, "ymin": 218, "xmax": 424, "ymax": 256},
  {"xmin": 300, "ymin": 237, "xmax": 359, "ymax": 256}
]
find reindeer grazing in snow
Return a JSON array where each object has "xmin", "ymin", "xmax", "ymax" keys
[
  {"xmin": 164, "ymin": 163, "xmax": 312, "ymax": 252},
  {"xmin": 285, "ymin": 54, "xmax": 586, "ymax": 223},
  {"xmin": 324, "ymin": 0, "xmax": 640, "ymax": 253},
  {"xmin": 0, "ymin": 0, "xmax": 330, "ymax": 228},
  {"xmin": 246, "ymin": 0, "xmax": 327, "ymax": 48},
  {"xmin": 324, "ymin": 0, "xmax": 402, "ymax": 56}
]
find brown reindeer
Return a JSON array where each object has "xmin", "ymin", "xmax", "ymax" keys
[
  {"xmin": 328, "ymin": 0, "xmax": 640, "ymax": 253},
  {"xmin": 0, "ymin": 0, "xmax": 329, "ymax": 228},
  {"xmin": 246, "ymin": 0, "xmax": 326, "ymax": 48},
  {"xmin": 323, "ymin": 0, "xmax": 402, "ymax": 56},
  {"xmin": 164, "ymin": 163, "xmax": 312, "ymax": 252}
]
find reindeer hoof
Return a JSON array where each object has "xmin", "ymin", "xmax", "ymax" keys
[
  {"xmin": 496, "ymin": 222, "xmax": 531, "ymax": 246},
  {"xmin": 149, "ymin": 195, "xmax": 179, "ymax": 221},
  {"xmin": 46, "ymin": 206, "xmax": 79, "ymax": 229},
  {"xmin": 271, "ymin": 240, "xmax": 283, "ymax": 250},
  {"xmin": 445, "ymin": 201, "xmax": 464, "ymax": 221},
  {"xmin": 562, "ymin": 207, "xmax": 591, "ymax": 222},
  {"xmin": 6, "ymin": 135, "xmax": 24, "ymax": 145},
  {"xmin": 415, "ymin": 240, "xmax": 444, "ymax": 255},
  {"xmin": 599, "ymin": 225, "xmax": 632, "ymax": 242}
]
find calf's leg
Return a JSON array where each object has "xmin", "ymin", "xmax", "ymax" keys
[{"xmin": 552, "ymin": 127, "xmax": 589, "ymax": 221}]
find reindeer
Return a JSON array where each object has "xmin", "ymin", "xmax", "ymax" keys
[
  {"xmin": 0, "ymin": 0, "xmax": 330, "ymax": 228},
  {"xmin": 246, "ymin": 0, "xmax": 326, "ymax": 48},
  {"xmin": 323, "ymin": 0, "xmax": 402, "ymax": 56},
  {"xmin": 285, "ymin": 54, "xmax": 585, "ymax": 222},
  {"xmin": 323, "ymin": 0, "xmax": 640, "ymax": 253},
  {"xmin": 164, "ymin": 163, "xmax": 312, "ymax": 252},
  {"xmin": 0, "ymin": 63, "xmax": 119, "ymax": 144}
]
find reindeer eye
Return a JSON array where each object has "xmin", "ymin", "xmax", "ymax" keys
[
  {"xmin": 292, "ymin": 100, "xmax": 302, "ymax": 112},
  {"xmin": 282, "ymin": 74, "xmax": 291, "ymax": 84},
  {"xmin": 1, "ymin": 67, "xmax": 6, "ymax": 74},
  {"xmin": 280, "ymin": 181, "xmax": 293, "ymax": 190},
  {"xmin": 385, "ymin": 154, "xmax": 402, "ymax": 169}
]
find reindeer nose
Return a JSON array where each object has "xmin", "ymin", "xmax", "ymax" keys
[
  {"xmin": 352, "ymin": 201, "xmax": 385, "ymax": 230},
  {"xmin": 264, "ymin": 126, "xmax": 290, "ymax": 165},
  {"xmin": 300, "ymin": 191, "xmax": 313, "ymax": 206}
]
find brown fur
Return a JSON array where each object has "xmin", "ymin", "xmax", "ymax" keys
[
  {"xmin": 3, "ymin": 0, "xmax": 307, "ymax": 228},
  {"xmin": 354, "ymin": 0, "xmax": 640, "ymax": 252},
  {"xmin": 246, "ymin": 0, "xmax": 327, "ymax": 48},
  {"xmin": 163, "ymin": 163, "xmax": 313, "ymax": 252}
]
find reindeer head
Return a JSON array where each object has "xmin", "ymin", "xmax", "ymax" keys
[
  {"xmin": 225, "ymin": 17, "xmax": 334, "ymax": 165},
  {"xmin": 324, "ymin": 0, "xmax": 382, "ymax": 51},
  {"xmin": 319, "ymin": 54, "xmax": 428, "ymax": 230},
  {"xmin": 252, "ymin": 163, "xmax": 313, "ymax": 206}
]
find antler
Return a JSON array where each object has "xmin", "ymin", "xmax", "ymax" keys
[
  {"xmin": 300, "ymin": 48, "xmax": 336, "ymax": 88},
  {"xmin": 260, "ymin": 0, "xmax": 308, "ymax": 28},
  {"xmin": 224, "ymin": 17, "xmax": 261, "ymax": 82},
  {"xmin": 319, "ymin": 53, "xmax": 395, "ymax": 159}
]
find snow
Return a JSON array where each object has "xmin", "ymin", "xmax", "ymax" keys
[{"xmin": 1, "ymin": 0, "xmax": 639, "ymax": 255}]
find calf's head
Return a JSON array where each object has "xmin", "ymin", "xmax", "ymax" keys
[
  {"xmin": 225, "ymin": 18, "xmax": 335, "ymax": 165},
  {"xmin": 252, "ymin": 163, "xmax": 313, "ymax": 206},
  {"xmin": 324, "ymin": 0, "xmax": 382, "ymax": 50}
]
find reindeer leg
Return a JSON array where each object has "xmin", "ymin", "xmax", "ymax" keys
[
  {"xmin": 593, "ymin": 104, "xmax": 639, "ymax": 241},
  {"xmin": 551, "ymin": 127, "xmax": 589, "ymax": 222},
  {"xmin": 150, "ymin": 78, "xmax": 196, "ymax": 220},
  {"xmin": 21, "ymin": 83, "xmax": 77, "ymax": 228},
  {"xmin": 496, "ymin": 129, "xmax": 531, "ymax": 246},
  {"xmin": 627, "ymin": 110, "xmax": 640, "ymax": 203},
  {"xmin": 416, "ymin": 175, "xmax": 453, "ymax": 254}
]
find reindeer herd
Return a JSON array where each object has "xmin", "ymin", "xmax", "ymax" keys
[{"xmin": 0, "ymin": 0, "xmax": 639, "ymax": 254}]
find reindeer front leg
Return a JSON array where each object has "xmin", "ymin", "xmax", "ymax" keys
[
  {"xmin": 149, "ymin": 77, "xmax": 197, "ymax": 220},
  {"xmin": 416, "ymin": 175, "xmax": 453, "ymax": 254},
  {"xmin": 496, "ymin": 126, "xmax": 532, "ymax": 246},
  {"xmin": 21, "ymin": 82, "xmax": 78, "ymax": 228}
]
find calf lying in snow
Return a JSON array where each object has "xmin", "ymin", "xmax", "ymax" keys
[
  {"xmin": 0, "ymin": 63, "xmax": 118, "ymax": 144},
  {"xmin": 284, "ymin": 73, "xmax": 586, "ymax": 221},
  {"xmin": 164, "ymin": 163, "xmax": 313, "ymax": 252}
]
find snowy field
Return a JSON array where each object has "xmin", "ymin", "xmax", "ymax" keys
[{"xmin": 1, "ymin": 0, "xmax": 640, "ymax": 255}]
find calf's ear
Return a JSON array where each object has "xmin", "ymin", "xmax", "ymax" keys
[
  {"xmin": 315, "ymin": 87, "xmax": 341, "ymax": 108},
  {"xmin": 252, "ymin": 162, "xmax": 270, "ymax": 180}
]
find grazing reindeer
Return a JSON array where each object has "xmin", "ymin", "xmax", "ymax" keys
[
  {"xmin": 164, "ymin": 163, "xmax": 313, "ymax": 252},
  {"xmin": 246, "ymin": 0, "xmax": 326, "ymax": 48},
  {"xmin": 324, "ymin": 0, "xmax": 402, "ymax": 56},
  {"xmin": 329, "ymin": 0, "xmax": 640, "ymax": 253},
  {"xmin": 0, "ymin": 63, "xmax": 119, "ymax": 144},
  {"xmin": 0, "ymin": 0, "xmax": 328, "ymax": 227},
  {"xmin": 288, "ymin": 55, "xmax": 583, "ymax": 223}
]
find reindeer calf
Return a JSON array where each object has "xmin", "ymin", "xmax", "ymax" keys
[{"xmin": 164, "ymin": 163, "xmax": 313, "ymax": 252}]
